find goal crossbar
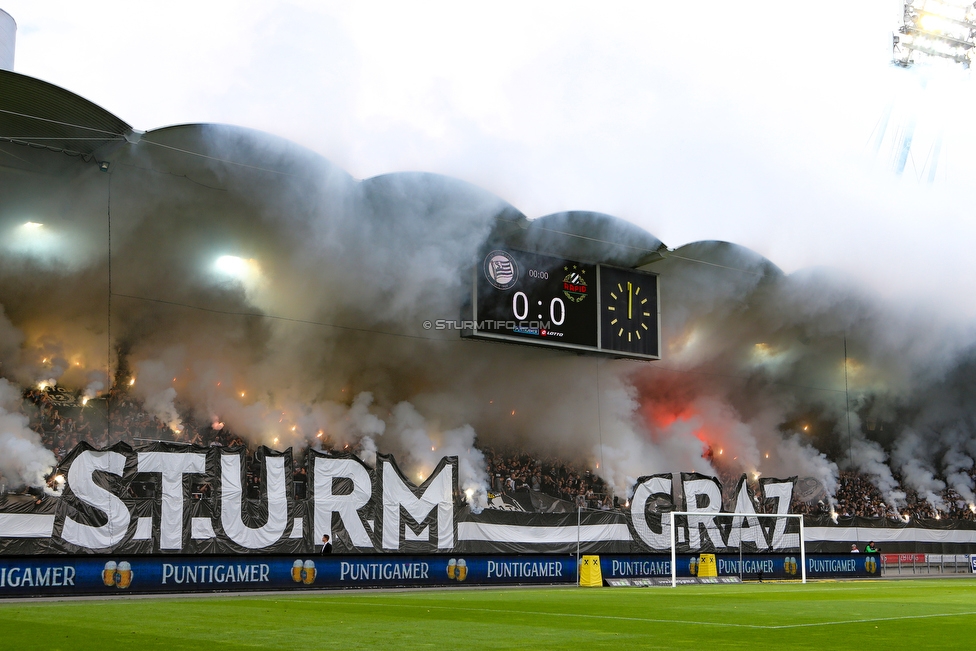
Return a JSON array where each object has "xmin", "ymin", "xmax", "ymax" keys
[{"xmin": 667, "ymin": 511, "xmax": 806, "ymax": 587}]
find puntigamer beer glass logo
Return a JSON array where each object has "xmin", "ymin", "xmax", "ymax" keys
[
  {"xmin": 291, "ymin": 560, "xmax": 316, "ymax": 585},
  {"xmin": 446, "ymin": 558, "xmax": 468, "ymax": 581},
  {"xmin": 864, "ymin": 556, "xmax": 878, "ymax": 574},
  {"xmin": 784, "ymin": 557, "xmax": 798, "ymax": 576},
  {"xmin": 102, "ymin": 561, "xmax": 133, "ymax": 589}
]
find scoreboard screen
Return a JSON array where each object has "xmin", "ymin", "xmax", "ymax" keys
[{"xmin": 464, "ymin": 248, "xmax": 660, "ymax": 360}]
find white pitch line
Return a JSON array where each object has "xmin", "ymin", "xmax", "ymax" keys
[
  {"xmin": 762, "ymin": 610, "xmax": 976, "ymax": 630},
  {"xmin": 287, "ymin": 599, "xmax": 976, "ymax": 630}
]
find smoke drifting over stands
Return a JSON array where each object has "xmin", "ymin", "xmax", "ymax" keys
[{"xmin": 3, "ymin": 98, "xmax": 976, "ymax": 522}]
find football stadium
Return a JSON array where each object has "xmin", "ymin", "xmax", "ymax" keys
[{"xmin": 3, "ymin": 2, "xmax": 976, "ymax": 648}]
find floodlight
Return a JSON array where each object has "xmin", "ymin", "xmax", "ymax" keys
[
  {"xmin": 212, "ymin": 254, "xmax": 264, "ymax": 298},
  {"xmin": 894, "ymin": 0, "xmax": 976, "ymax": 68},
  {"xmin": 215, "ymin": 255, "xmax": 250, "ymax": 277},
  {"xmin": 214, "ymin": 255, "xmax": 261, "ymax": 280}
]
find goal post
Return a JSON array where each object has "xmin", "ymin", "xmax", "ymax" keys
[{"xmin": 667, "ymin": 511, "xmax": 806, "ymax": 587}]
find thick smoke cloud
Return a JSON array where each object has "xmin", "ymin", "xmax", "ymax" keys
[
  {"xmin": 0, "ymin": 378, "xmax": 56, "ymax": 489},
  {"xmin": 626, "ymin": 242, "xmax": 976, "ymax": 512},
  {"xmin": 2, "ymin": 124, "xmax": 976, "ymax": 516}
]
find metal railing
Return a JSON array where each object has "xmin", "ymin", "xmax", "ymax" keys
[{"xmin": 881, "ymin": 554, "xmax": 972, "ymax": 576}]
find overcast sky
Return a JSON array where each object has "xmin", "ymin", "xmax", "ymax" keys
[{"xmin": 3, "ymin": 1, "xmax": 976, "ymax": 315}]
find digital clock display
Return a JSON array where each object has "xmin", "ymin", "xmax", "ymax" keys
[{"xmin": 465, "ymin": 248, "xmax": 660, "ymax": 360}]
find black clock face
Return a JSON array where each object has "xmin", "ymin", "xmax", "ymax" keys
[{"xmin": 599, "ymin": 265, "xmax": 659, "ymax": 357}]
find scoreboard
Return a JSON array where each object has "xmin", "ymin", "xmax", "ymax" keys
[{"xmin": 463, "ymin": 248, "xmax": 660, "ymax": 360}]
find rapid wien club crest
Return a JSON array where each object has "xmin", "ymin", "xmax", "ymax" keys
[{"xmin": 562, "ymin": 264, "xmax": 587, "ymax": 302}]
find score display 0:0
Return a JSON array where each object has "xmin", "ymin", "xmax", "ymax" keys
[
  {"xmin": 527, "ymin": 269, "xmax": 549, "ymax": 279},
  {"xmin": 512, "ymin": 291, "xmax": 566, "ymax": 325}
]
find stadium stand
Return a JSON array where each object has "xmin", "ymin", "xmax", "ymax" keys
[{"xmin": 4, "ymin": 383, "xmax": 976, "ymax": 522}]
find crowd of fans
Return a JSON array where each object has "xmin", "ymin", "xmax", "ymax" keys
[
  {"xmin": 788, "ymin": 470, "xmax": 976, "ymax": 522},
  {"xmin": 482, "ymin": 447, "xmax": 614, "ymax": 510},
  {"xmin": 4, "ymin": 384, "xmax": 976, "ymax": 523}
]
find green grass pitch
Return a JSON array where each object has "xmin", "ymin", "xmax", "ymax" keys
[{"xmin": 2, "ymin": 579, "xmax": 975, "ymax": 650}]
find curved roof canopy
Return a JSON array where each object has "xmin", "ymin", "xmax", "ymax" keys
[
  {"xmin": 0, "ymin": 69, "xmax": 785, "ymax": 280},
  {"xmin": 490, "ymin": 210, "xmax": 667, "ymax": 269},
  {"xmin": 667, "ymin": 240, "xmax": 783, "ymax": 278},
  {"xmin": 0, "ymin": 69, "xmax": 132, "ymax": 159}
]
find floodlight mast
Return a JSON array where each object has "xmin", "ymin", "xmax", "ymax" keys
[
  {"xmin": 667, "ymin": 511, "xmax": 807, "ymax": 587},
  {"xmin": 893, "ymin": 1, "xmax": 976, "ymax": 69}
]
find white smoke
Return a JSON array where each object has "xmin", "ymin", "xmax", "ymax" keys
[
  {"xmin": 132, "ymin": 357, "xmax": 184, "ymax": 432},
  {"xmin": 0, "ymin": 378, "xmax": 56, "ymax": 489},
  {"xmin": 4, "ymin": 122, "xmax": 976, "ymax": 514},
  {"xmin": 849, "ymin": 434, "xmax": 905, "ymax": 510},
  {"xmin": 892, "ymin": 428, "xmax": 947, "ymax": 511},
  {"xmin": 942, "ymin": 430, "xmax": 976, "ymax": 506}
]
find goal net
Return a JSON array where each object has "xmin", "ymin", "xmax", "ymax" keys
[{"xmin": 666, "ymin": 511, "xmax": 806, "ymax": 587}]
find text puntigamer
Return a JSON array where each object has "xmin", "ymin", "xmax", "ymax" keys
[
  {"xmin": 161, "ymin": 563, "xmax": 270, "ymax": 585},
  {"xmin": 0, "ymin": 566, "xmax": 76, "ymax": 587},
  {"xmin": 807, "ymin": 558, "xmax": 859, "ymax": 573},
  {"xmin": 486, "ymin": 561, "xmax": 563, "ymax": 578},
  {"xmin": 610, "ymin": 560, "xmax": 671, "ymax": 577},
  {"xmin": 717, "ymin": 559, "xmax": 775, "ymax": 574},
  {"xmin": 339, "ymin": 562, "xmax": 431, "ymax": 581}
]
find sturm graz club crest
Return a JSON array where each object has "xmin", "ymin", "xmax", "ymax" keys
[
  {"xmin": 562, "ymin": 263, "xmax": 587, "ymax": 303},
  {"xmin": 484, "ymin": 250, "xmax": 518, "ymax": 290}
]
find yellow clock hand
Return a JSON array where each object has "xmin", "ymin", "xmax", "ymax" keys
[{"xmin": 627, "ymin": 281, "xmax": 632, "ymax": 319}]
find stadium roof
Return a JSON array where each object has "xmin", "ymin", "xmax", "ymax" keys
[
  {"xmin": 1, "ymin": 68, "xmax": 781, "ymax": 279},
  {"xmin": 0, "ymin": 69, "xmax": 132, "ymax": 159}
]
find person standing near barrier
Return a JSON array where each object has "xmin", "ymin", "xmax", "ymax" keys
[
  {"xmin": 320, "ymin": 534, "xmax": 333, "ymax": 554},
  {"xmin": 851, "ymin": 544, "xmax": 860, "ymax": 553},
  {"xmin": 865, "ymin": 541, "xmax": 878, "ymax": 553}
]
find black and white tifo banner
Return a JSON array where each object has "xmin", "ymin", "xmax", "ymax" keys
[
  {"xmin": 0, "ymin": 442, "xmax": 795, "ymax": 555},
  {"xmin": 0, "ymin": 441, "xmax": 951, "ymax": 555}
]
